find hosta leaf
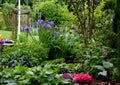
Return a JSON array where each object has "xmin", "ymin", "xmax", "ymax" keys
[
  {"xmin": 45, "ymin": 71, "xmax": 53, "ymax": 75},
  {"xmin": 26, "ymin": 70, "xmax": 34, "ymax": 75},
  {"xmin": 102, "ymin": 61, "xmax": 113, "ymax": 69},
  {"xmin": 7, "ymin": 83, "xmax": 17, "ymax": 85},
  {"xmin": 98, "ymin": 70, "xmax": 107, "ymax": 76},
  {"xmin": 93, "ymin": 65, "xmax": 105, "ymax": 70}
]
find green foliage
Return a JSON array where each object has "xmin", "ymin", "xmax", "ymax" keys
[
  {"xmin": 0, "ymin": 30, "xmax": 11, "ymax": 39},
  {"xmin": 2, "ymin": 3, "xmax": 15, "ymax": 15},
  {"xmin": 32, "ymin": 1, "xmax": 76, "ymax": 26},
  {"xmin": 1, "ymin": 43, "xmax": 48, "ymax": 68},
  {"xmin": 38, "ymin": 25, "xmax": 68, "ymax": 60},
  {"xmin": 40, "ymin": 1, "xmax": 59, "ymax": 22},
  {"xmin": 109, "ymin": 0, "xmax": 120, "ymax": 81},
  {"xmin": 1, "ymin": 0, "xmax": 120, "ymax": 82},
  {"xmin": 1, "ymin": 3, "xmax": 15, "ymax": 30},
  {"xmin": 57, "ymin": 4, "xmax": 76, "ymax": 26},
  {"xmin": 94, "ymin": 0, "xmax": 114, "ymax": 30},
  {"xmin": 113, "ymin": 0, "xmax": 120, "ymax": 33},
  {"xmin": 103, "ymin": 0, "xmax": 115, "ymax": 10},
  {"xmin": 0, "ymin": 64, "xmax": 75, "ymax": 85},
  {"xmin": 19, "ymin": 32, "xmax": 28, "ymax": 43},
  {"xmin": 66, "ymin": 29, "xmax": 115, "ymax": 79}
]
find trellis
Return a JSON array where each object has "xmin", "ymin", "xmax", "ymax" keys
[{"xmin": 12, "ymin": 8, "xmax": 30, "ymax": 40}]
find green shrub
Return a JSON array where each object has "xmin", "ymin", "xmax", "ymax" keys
[
  {"xmin": 32, "ymin": 1, "xmax": 76, "ymax": 27},
  {"xmin": 1, "ymin": 43, "xmax": 48, "ymax": 68}
]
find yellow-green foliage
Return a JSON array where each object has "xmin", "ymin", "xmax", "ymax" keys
[
  {"xmin": 32, "ymin": 1, "xmax": 76, "ymax": 26},
  {"xmin": 94, "ymin": 0, "xmax": 114, "ymax": 29}
]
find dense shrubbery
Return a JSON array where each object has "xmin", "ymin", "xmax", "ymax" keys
[
  {"xmin": 1, "ymin": 43, "xmax": 48, "ymax": 68},
  {"xmin": 32, "ymin": 1, "xmax": 76, "ymax": 27}
]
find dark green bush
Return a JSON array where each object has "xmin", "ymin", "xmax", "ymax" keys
[{"xmin": 1, "ymin": 43, "xmax": 48, "ymax": 68}]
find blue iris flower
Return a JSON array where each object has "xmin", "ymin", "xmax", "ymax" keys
[
  {"xmin": 35, "ymin": 19, "xmax": 44, "ymax": 27},
  {"xmin": 55, "ymin": 25, "xmax": 59, "ymax": 29},
  {"xmin": 49, "ymin": 21, "xmax": 54, "ymax": 26},
  {"xmin": 54, "ymin": 31, "xmax": 58, "ymax": 36},
  {"xmin": 35, "ymin": 19, "xmax": 59, "ymax": 36},
  {"xmin": 44, "ymin": 23, "xmax": 51, "ymax": 29},
  {"xmin": 23, "ymin": 26, "xmax": 32, "ymax": 31},
  {"xmin": 0, "ymin": 39, "xmax": 6, "ymax": 45}
]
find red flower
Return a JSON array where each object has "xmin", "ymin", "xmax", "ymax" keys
[{"xmin": 73, "ymin": 73, "xmax": 93, "ymax": 83}]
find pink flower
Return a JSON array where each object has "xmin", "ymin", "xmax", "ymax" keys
[{"xmin": 73, "ymin": 73, "xmax": 93, "ymax": 83}]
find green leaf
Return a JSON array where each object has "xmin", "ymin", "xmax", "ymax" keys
[
  {"xmin": 93, "ymin": 65, "xmax": 105, "ymax": 70},
  {"xmin": 26, "ymin": 70, "xmax": 34, "ymax": 75},
  {"xmin": 98, "ymin": 70, "xmax": 107, "ymax": 76},
  {"xmin": 102, "ymin": 61, "xmax": 113, "ymax": 69}
]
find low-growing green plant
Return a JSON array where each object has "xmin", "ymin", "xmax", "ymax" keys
[
  {"xmin": 0, "ymin": 64, "xmax": 77, "ymax": 85},
  {"xmin": 1, "ymin": 43, "xmax": 48, "ymax": 68}
]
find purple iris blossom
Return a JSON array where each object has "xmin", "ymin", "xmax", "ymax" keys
[
  {"xmin": 35, "ymin": 19, "xmax": 43, "ymax": 27},
  {"xmin": 0, "ymin": 39, "xmax": 6, "ymax": 45},
  {"xmin": 35, "ymin": 22, "xmax": 39, "ymax": 27},
  {"xmin": 49, "ymin": 21, "xmax": 54, "ymax": 26},
  {"xmin": 38, "ymin": 19, "xmax": 43, "ymax": 26},
  {"xmin": 44, "ymin": 23, "xmax": 51, "ymax": 29},
  {"xmin": 55, "ymin": 25, "xmax": 59, "ymax": 29},
  {"xmin": 23, "ymin": 26, "xmax": 32, "ymax": 31},
  {"xmin": 54, "ymin": 31, "xmax": 58, "ymax": 36}
]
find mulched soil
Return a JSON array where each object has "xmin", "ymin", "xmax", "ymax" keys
[
  {"xmin": 90, "ymin": 80, "xmax": 119, "ymax": 85},
  {"xmin": 79, "ymin": 80, "xmax": 120, "ymax": 85}
]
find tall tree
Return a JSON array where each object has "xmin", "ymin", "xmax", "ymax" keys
[
  {"xmin": 70, "ymin": 0, "xmax": 96, "ymax": 47},
  {"xmin": 56, "ymin": 0, "xmax": 98, "ymax": 47}
]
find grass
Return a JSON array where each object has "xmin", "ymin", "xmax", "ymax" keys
[
  {"xmin": 0, "ymin": 30, "xmax": 12, "ymax": 39},
  {"xmin": 0, "ymin": 30, "xmax": 39, "ymax": 42}
]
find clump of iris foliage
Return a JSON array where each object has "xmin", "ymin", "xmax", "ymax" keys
[{"xmin": 35, "ymin": 19, "xmax": 69, "ymax": 60}]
